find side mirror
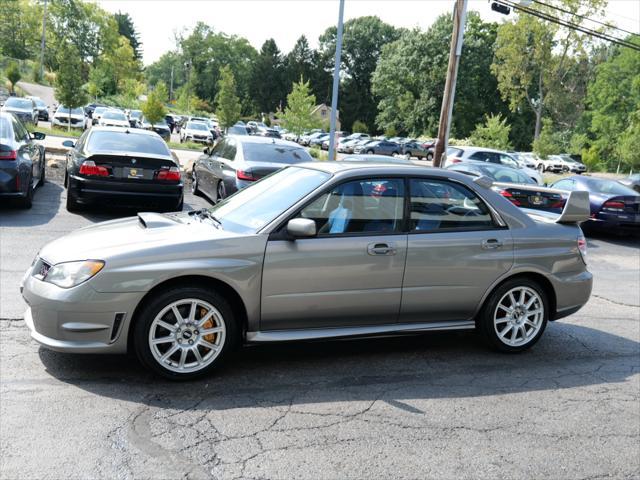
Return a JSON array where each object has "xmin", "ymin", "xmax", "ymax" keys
[
  {"xmin": 62, "ymin": 140, "xmax": 75, "ymax": 148},
  {"xmin": 32, "ymin": 131, "xmax": 46, "ymax": 140},
  {"xmin": 287, "ymin": 218, "xmax": 316, "ymax": 238}
]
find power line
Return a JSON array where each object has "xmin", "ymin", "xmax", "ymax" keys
[
  {"xmin": 497, "ymin": 0, "xmax": 640, "ymax": 52},
  {"xmin": 532, "ymin": 0, "xmax": 640, "ymax": 39}
]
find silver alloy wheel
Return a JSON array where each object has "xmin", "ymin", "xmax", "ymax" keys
[
  {"xmin": 191, "ymin": 169, "xmax": 198, "ymax": 194},
  {"xmin": 217, "ymin": 181, "xmax": 225, "ymax": 201},
  {"xmin": 148, "ymin": 298, "xmax": 226, "ymax": 374},
  {"xmin": 493, "ymin": 286, "xmax": 544, "ymax": 347}
]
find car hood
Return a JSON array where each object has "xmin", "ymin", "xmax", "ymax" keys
[
  {"xmin": 2, "ymin": 107, "xmax": 31, "ymax": 114},
  {"xmin": 37, "ymin": 212, "xmax": 244, "ymax": 266},
  {"xmin": 55, "ymin": 113, "xmax": 84, "ymax": 119}
]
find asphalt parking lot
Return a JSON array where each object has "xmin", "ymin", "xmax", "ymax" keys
[{"xmin": 1, "ymin": 166, "xmax": 638, "ymax": 479}]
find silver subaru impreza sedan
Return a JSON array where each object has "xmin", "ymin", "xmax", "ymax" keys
[{"xmin": 21, "ymin": 163, "xmax": 593, "ymax": 380}]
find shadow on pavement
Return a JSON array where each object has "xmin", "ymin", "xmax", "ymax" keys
[
  {"xmin": 38, "ymin": 322, "xmax": 639, "ymax": 410},
  {"xmin": 0, "ymin": 181, "xmax": 63, "ymax": 227}
]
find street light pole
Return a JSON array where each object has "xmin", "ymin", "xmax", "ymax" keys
[
  {"xmin": 39, "ymin": 0, "xmax": 48, "ymax": 81},
  {"xmin": 432, "ymin": 0, "xmax": 468, "ymax": 168},
  {"xmin": 328, "ymin": 0, "xmax": 345, "ymax": 162}
]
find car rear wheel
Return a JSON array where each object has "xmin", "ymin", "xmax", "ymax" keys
[
  {"xmin": 17, "ymin": 176, "xmax": 33, "ymax": 209},
  {"xmin": 216, "ymin": 181, "xmax": 226, "ymax": 202},
  {"xmin": 191, "ymin": 168, "xmax": 200, "ymax": 195},
  {"xmin": 477, "ymin": 278, "xmax": 548, "ymax": 353},
  {"xmin": 66, "ymin": 189, "xmax": 81, "ymax": 212},
  {"xmin": 133, "ymin": 286, "xmax": 238, "ymax": 380},
  {"xmin": 426, "ymin": 152, "xmax": 434, "ymax": 161},
  {"xmin": 366, "ymin": 150, "xmax": 374, "ymax": 155}
]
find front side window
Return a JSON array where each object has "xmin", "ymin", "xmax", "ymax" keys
[
  {"xmin": 299, "ymin": 178, "xmax": 405, "ymax": 235},
  {"xmin": 410, "ymin": 178, "xmax": 496, "ymax": 232}
]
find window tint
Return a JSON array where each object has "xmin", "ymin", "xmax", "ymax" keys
[
  {"xmin": 498, "ymin": 154, "xmax": 519, "ymax": 168},
  {"xmin": 300, "ymin": 178, "xmax": 405, "ymax": 235},
  {"xmin": 86, "ymin": 131, "xmax": 171, "ymax": 156},
  {"xmin": 222, "ymin": 139, "xmax": 237, "ymax": 160},
  {"xmin": 242, "ymin": 143, "xmax": 313, "ymax": 164},
  {"xmin": 12, "ymin": 117, "xmax": 28, "ymax": 141},
  {"xmin": 410, "ymin": 178, "xmax": 496, "ymax": 232},
  {"xmin": 210, "ymin": 139, "xmax": 226, "ymax": 156}
]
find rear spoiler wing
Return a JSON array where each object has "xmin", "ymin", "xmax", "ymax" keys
[{"xmin": 555, "ymin": 190, "xmax": 590, "ymax": 224}]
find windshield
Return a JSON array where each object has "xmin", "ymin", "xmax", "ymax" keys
[
  {"xmin": 5, "ymin": 98, "xmax": 32, "ymax": 109},
  {"xmin": 86, "ymin": 130, "xmax": 171, "ymax": 156},
  {"xmin": 477, "ymin": 164, "xmax": 534, "ymax": 184},
  {"xmin": 584, "ymin": 178, "xmax": 637, "ymax": 196},
  {"xmin": 58, "ymin": 106, "xmax": 84, "ymax": 115},
  {"xmin": 129, "ymin": 110, "xmax": 142, "ymax": 119},
  {"xmin": 102, "ymin": 111, "xmax": 127, "ymax": 120},
  {"xmin": 94, "ymin": 107, "xmax": 107, "ymax": 115},
  {"xmin": 242, "ymin": 143, "xmax": 313, "ymax": 164},
  {"xmin": 188, "ymin": 122, "xmax": 208, "ymax": 131},
  {"xmin": 227, "ymin": 126, "xmax": 248, "ymax": 135},
  {"xmin": 209, "ymin": 167, "xmax": 330, "ymax": 233},
  {"xmin": 33, "ymin": 99, "xmax": 46, "ymax": 108}
]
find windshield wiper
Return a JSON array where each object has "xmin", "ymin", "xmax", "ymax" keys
[{"xmin": 188, "ymin": 208, "xmax": 221, "ymax": 226}]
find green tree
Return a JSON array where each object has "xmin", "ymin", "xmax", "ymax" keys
[
  {"xmin": 618, "ymin": 110, "xmax": 640, "ymax": 171},
  {"xmin": 54, "ymin": 42, "xmax": 87, "ymax": 131},
  {"xmin": 469, "ymin": 114, "xmax": 513, "ymax": 150},
  {"xmin": 279, "ymin": 78, "xmax": 321, "ymax": 136},
  {"xmin": 492, "ymin": 0, "xmax": 606, "ymax": 139},
  {"xmin": 215, "ymin": 66, "xmax": 242, "ymax": 129},
  {"xmin": 146, "ymin": 51, "xmax": 186, "ymax": 98},
  {"xmin": 532, "ymin": 119, "xmax": 564, "ymax": 158},
  {"xmin": 142, "ymin": 82, "xmax": 167, "ymax": 125},
  {"xmin": 114, "ymin": 11, "xmax": 142, "ymax": 61},
  {"xmin": 285, "ymin": 35, "xmax": 332, "ymax": 105},
  {"xmin": 319, "ymin": 16, "xmax": 401, "ymax": 131},
  {"xmin": 352, "ymin": 120, "xmax": 369, "ymax": 134},
  {"xmin": 6, "ymin": 62, "xmax": 22, "ymax": 94},
  {"xmin": 250, "ymin": 39, "xmax": 287, "ymax": 115},
  {"xmin": 585, "ymin": 37, "xmax": 640, "ymax": 169},
  {"xmin": 0, "ymin": 0, "xmax": 41, "ymax": 60}
]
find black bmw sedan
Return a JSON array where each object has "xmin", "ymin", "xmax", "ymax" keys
[
  {"xmin": 63, "ymin": 127, "xmax": 183, "ymax": 212},
  {"xmin": 0, "ymin": 112, "xmax": 46, "ymax": 208},
  {"xmin": 190, "ymin": 135, "xmax": 313, "ymax": 203}
]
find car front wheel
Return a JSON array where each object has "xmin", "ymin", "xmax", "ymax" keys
[
  {"xmin": 134, "ymin": 286, "xmax": 238, "ymax": 380},
  {"xmin": 477, "ymin": 278, "xmax": 548, "ymax": 353}
]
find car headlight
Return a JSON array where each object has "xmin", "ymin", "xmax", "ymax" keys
[{"xmin": 43, "ymin": 260, "xmax": 105, "ymax": 288}]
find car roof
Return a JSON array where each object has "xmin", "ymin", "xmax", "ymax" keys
[
  {"xmin": 295, "ymin": 161, "xmax": 453, "ymax": 176},
  {"xmin": 89, "ymin": 125, "xmax": 160, "ymax": 136},
  {"xmin": 454, "ymin": 146, "xmax": 509, "ymax": 154},
  {"xmin": 228, "ymin": 135, "xmax": 301, "ymax": 148}
]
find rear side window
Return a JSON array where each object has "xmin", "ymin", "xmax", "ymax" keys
[
  {"xmin": 409, "ymin": 178, "xmax": 496, "ymax": 232},
  {"xmin": 86, "ymin": 131, "xmax": 171, "ymax": 156},
  {"xmin": 222, "ymin": 139, "xmax": 237, "ymax": 160},
  {"xmin": 242, "ymin": 143, "xmax": 313, "ymax": 164}
]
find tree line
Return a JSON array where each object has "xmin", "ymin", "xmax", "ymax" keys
[{"xmin": 1, "ymin": 0, "xmax": 638, "ymax": 170}]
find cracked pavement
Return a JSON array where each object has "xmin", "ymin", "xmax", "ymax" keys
[{"xmin": 1, "ymin": 169, "xmax": 639, "ymax": 479}]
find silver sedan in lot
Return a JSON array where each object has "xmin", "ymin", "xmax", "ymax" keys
[{"xmin": 20, "ymin": 163, "xmax": 593, "ymax": 380}]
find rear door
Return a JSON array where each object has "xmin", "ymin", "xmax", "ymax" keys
[
  {"xmin": 261, "ymin": 177, "xmax": 408, "ymax": 330},
  {"xmin": 12, "ymin": 117, "xmax": 40, "ymax": 185},
  {"xmin": 400, "ymin": 177, "xmax": 513, "ymax": 323}
]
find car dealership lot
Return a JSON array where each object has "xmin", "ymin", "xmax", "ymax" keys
[{"xmin": 1, "ymin": 168, "xmax": 639, "ymax": 479}]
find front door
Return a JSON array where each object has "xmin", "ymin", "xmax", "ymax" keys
[
  {"xmin": 400, "ymin": 177, "xmax": 514, "ymax": 323},
  {"xmin": 261, "ymin": 177, "xmax": 408, "ymax": 330}
]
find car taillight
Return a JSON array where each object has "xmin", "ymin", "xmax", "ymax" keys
[
  {"xmin": 450, "ymin": 158, "xmax": 462, "ymax": 163},
  {"xmin": 577, "ymin": 233, "xmax": 587, "ymax": 264},
  {"xmin": 155, "ymin": 166, "xmax": 181, "ymax": 181},
  {"xmin": 498, "ymin": 189, "xmax": 521, "ymax": 206},
  {"xmin": 79, "ymin": 160, "xmax": 109, "ymax": 177},
  {"xmin": 0, "ymin": 149, "xmax": 17, "ymax": 160},
  {"xmin": 602, "ymin": 200, "xmax": 625, "ymax": 212},
  {"xmin": 236, "ymin": 169, "xmax": 255, "ymax": 181}
]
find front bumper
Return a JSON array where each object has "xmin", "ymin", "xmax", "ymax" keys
[
  {"xmin": 69, "ymin": 175, "xmax": 183, "ymax": 209},
  {"xmin": 21, "ymin": 271, "xmax": 144, "ymax": 353}
]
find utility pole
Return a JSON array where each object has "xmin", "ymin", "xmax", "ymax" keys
[
  {"xmin": 169, "ymin": 65, "xmax": 174, "ymax": 102},
  {"xmin": 432, "ymin": 0, "xmax": 468, "ymax": 168},
  {"xmin": 328, "ymin": 0, "xmax": 345, "ymax": 162},
  {"xmin": 39, "ymin": 0, "xmax": 48, "ymax": 82}
]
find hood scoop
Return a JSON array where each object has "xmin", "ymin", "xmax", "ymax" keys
[{"xmin": 138, "ymin": 212, "xmax": 178, "ymax": 229}]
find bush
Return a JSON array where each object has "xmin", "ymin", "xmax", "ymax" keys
[
  {"xmin": 468, "ymin": 114, "xmax": 512, "ymax": 150},
  {"xmin": 352, "ymin": 120, "xmax": 368, "ymax": 134},
  {"xmin": 308, "ymin": 146, "xmax": 328, "ymax": 161},
  {"xmin": 5, "ymin": 62, "xmax": 21, "ymax": 93}
]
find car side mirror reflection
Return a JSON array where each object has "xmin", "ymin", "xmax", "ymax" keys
[
  {"xmin": 203, "ymin": 147, "xmax": 209, "ymax": 155},
  {"xmin": 62, "ymin": 140, "xmax": 75, "ymax": 148},
  {"xmin": 287, "ymin": 218, "xmax": 316, "ymax": 238},
  {"xmin": 32, "ymin": 131, "xmax": 46, "ymax": 140}
]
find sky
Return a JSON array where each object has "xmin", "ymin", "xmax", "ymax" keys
[{"xmin": 94, "ymin": 0, "xmax": 640, "ymax": 66}]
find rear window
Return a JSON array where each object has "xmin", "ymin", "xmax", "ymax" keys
[
  {"xmin": 584, "ymin": 179, "xmax": 637, "ymax": 196},
  {"xmin": 242, "ymin": 143, "xmax": 313, "ymax": 164},
  {"xmin": 102, "ymin": 111, "xmax": 126, "ymax": 120},
  {"xmin": 447, "ymin": 147, "xmax": 463, "ymax": 157},
  {"xmin": 86, "ymin": 131, "xmax": 171, "ymax": 156}
]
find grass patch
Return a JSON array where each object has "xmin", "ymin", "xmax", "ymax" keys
[
  {"xmin": 309, "ymin": 146, "xmax": 329, "ymax": 161},
  {"xmin": 167, "ymin": 140, "xmax": 207, "ymax": 152},
  {"xmin": 31, "ymin": 125, "xmax": 83, "ymax": 138}
]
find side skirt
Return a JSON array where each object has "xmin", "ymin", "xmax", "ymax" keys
[{"xmin": 246, "ymin": 320, "xmax": 476, "ymax": 343}]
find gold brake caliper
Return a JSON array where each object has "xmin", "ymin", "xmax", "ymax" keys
[{"xmin": 200, "ymin": 307, "xmax": 216, "ymax": 343}]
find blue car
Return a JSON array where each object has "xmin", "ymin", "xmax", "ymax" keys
[{"xmin": 551, "ymin": 176, "xmax": 640, "ymax": 234}]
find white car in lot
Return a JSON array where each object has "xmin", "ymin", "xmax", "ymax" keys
[
  {"xmin": 558, "ymin": 154, "xmax": 587, "ymax": 173},
  {"xmin": 180, "ymin": 121, "xmax": 213, "ymax": 144},
  {"xmin": 52, "ymin": 106, "xmax": 87, "ymax": 129},
  {"xmin": 98, "ymin": 110, "xmax": 130, "ymax": 128},
  {"xmin": 446, "ymin": 146, "xmax": 543, "ymax": 185}
]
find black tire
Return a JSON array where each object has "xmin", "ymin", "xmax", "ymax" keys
[
  {"xmin": 426, "ymin": 152, "xmax": 434, "ymax": 161},
  {"xmin": 66, "ymin": 189, "xmax": 81, "ymax": 212},
  {"xmin": 38, "ymin": 154, "xmax": 46, "ymax": 186},
  {"xmin": 476, "ymin": 277, "xmax": 548, "ymax": 353},
  {"xmin": 216, "ymin": 180, "xmax": 226, "ymax": 202},
  {"xmin": 18, "ymin": 176, "xmax": 34, "ymax": 209},
  {"xmin": 366, "ymin": 150, "xmax": 374, "ymax": 155},
  {"xmin": 191, "ymin": 168, "xmax": 200, "ymax": 196},
  {"xmin": 133, "ymin": 285, "xmax": 239, "ymax": 380}
]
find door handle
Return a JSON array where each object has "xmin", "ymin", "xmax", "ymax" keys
[
  {"xmin": 482, "ymin": 238, "xmax": 503, "ymax": 250},
  {"xmin": 367, "ymin": 242, "xmax": 396, "ymax": 256}
]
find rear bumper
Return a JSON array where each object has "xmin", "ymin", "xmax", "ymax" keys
[
  {"xmin": 550, "ymin": 270, "xmax": 593, "ymax": 320},
  {"xmin": 69, "ymin": 175, "xmax": 183, "ymax": 209},
  {"xmin": 0, "ymin": 164, "xmax": 27, "ymax": 195}
]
